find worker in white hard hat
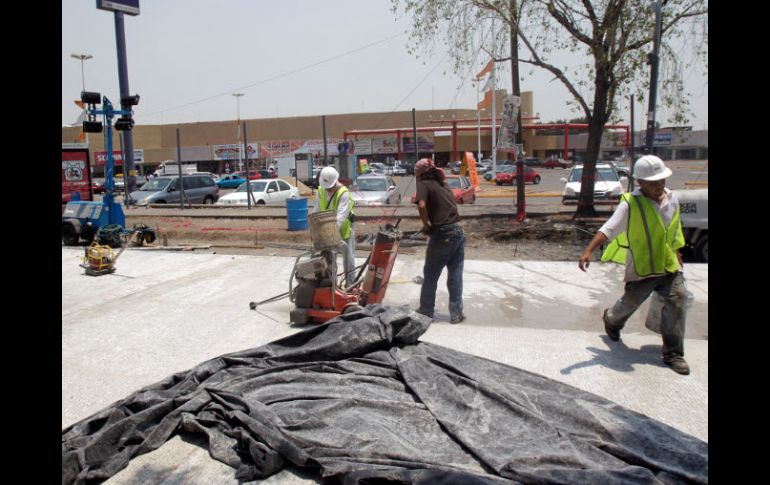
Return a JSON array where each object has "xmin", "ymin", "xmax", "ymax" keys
[
  {"xmin": 316, "ymin": 166, "xmax": 357, "ymax": 288},
  {"xmin": 578, "ymin": 155, "xmax": 690, "ymax": 375}
]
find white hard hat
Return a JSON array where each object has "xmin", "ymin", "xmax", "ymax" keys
[
  {"xmin": 633, "ymin": 155, "xmax": 672, "ymax": 181},
  {"xmin": 319, "ymin": 166, "xmax": 339, "ymax": 189}
]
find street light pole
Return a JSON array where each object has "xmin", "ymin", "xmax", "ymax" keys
[
  {"xmin": 70, "ymin": 53, "xmax": 93, "ymax": 92},
  {"xmin": 644, "ymin": 0, "xmax": 665, "ymax": 154},
  {"xmin": 233, "ymin": 93, "xmax": 244, "ymax": 169}
]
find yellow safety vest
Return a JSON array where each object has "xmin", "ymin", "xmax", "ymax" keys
[
  {"xmin": 318, "ymin": 185, "xmax": 355, "ymax": 240},
  {"xmin": 601, "ymin": 192, "xmax": 685, "ymax": 276}
]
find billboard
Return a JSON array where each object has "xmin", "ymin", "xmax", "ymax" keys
[
  {"xmin": 401, "ymin": 135, "xmax": 434, "ymax": 152},
  {"xmin": 212, "ymin": 143, "xmax": 258, "ymax": 161},
  {"xmin": 653, "ymin": 131, "xmax": 673, "ymax": 146},
  {"xmin": 62, "ymin": 148, "xmax": 93, "ymax": 202},
  {"xmin": 372, "ymin": 137, "xmax": 398, "ymax": 154}
]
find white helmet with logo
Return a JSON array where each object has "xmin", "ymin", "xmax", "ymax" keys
[
  {"xmin": 633, "ymin": 155, "xmax": 672, "ymax": 181},
  {"xmin": 319, "ymin": 166, "xmax": 339, "ymax": 189}
]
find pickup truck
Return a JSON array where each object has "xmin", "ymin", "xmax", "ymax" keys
[{"xmin": 673, "ymin": 188, "xmax": 708, "ymax": 262}]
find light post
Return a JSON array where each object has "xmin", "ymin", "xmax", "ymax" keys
[
  {"xmin": 233, "ymin": 93, "xmax": 244, "ymax": 169},
  {"xmin": 70, "ymin": 53, "xmax": 93, "ymax": 92}
]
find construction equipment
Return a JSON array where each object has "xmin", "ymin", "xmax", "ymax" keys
[
  {"xmin": 79, "ymin": 240, "xmax": 127, "ymax": 276},
  {"xmin": 288, "ymin": 213, "xmax": 403, "ymax": 324}
]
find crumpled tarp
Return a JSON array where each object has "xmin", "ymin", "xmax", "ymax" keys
[{"xmin": 62, "ymin": 305, "xmax": 707, "ymax": 484}]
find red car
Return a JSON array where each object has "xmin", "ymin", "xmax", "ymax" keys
[
  {"xmin": 541, "ymin": 158, "xmax": 571, "ymax": 169},
  {"xmin": 411, "ymin": 174, "xmax": 476, "ymax": 204},
  {"xmin": 495, "ymin": 165, "xmax": 541, "ymax": 185}
]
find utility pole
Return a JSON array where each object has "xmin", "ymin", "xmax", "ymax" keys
[
  {"xmin": 491, "ymin": 19, "xmax": 497, "ymax": 173},
  {"xmin": 233, "ymin": 93, "xmax": 244, "ymax": 169},
  {"xmin": 644, "ymin": 0, "xmax": 665, "ymax": 154}
]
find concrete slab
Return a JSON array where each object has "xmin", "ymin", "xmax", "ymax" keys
[{"xmin": 62, "ymin": 247, "xmax": 707, "ymax": 483}]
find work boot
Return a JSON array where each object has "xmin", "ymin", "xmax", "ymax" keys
[
  {"xmin": 450, "ymin": 313, "xmax": 466, "ymax": 324},
  {"xmin": 603, "ymin": 309, "xmax": 620, "ymax": 341},
  {"xmin": 663, "ymin": 356, "xmax": 691, "ymax": 375}
]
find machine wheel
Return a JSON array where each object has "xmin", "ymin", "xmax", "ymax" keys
[
  {"xmin": 533, "ymin": 176, "xmax": 541, "ymax": 184},
  {"xmin": 695, "ymin": 234, "xmax": 708, "ymax": 263},
  {"xmin": 257, "ymin": 199, "xmax": 266, "ymax": 205},
  {"xmin": 62, "ymin": 222, "xmax": 79, "ymax": 246},
  {"xmin": 496, "ymin": 181, "xmax": 501, "ymax": 186},
  {"xmin": 203, "ymin": 195, "xmax": 214, "ymax": 204}
]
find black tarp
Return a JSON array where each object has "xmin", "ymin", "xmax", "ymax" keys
[{"xmin": 62, "ymin": 305, "xmax": 707, "ymax": 484}]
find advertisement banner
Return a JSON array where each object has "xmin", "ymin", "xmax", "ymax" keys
[
  {"xmin": 212, "ymin": 143, "xmax": 258, "ymax": 161},
  {"xmin": 461, "ymin": 151, "xmax": 480, "ymax": 191},
  {"xmin": 401, "ymin": 135, "xmax": 434, "ymax": 152},
  {"xmin": 497, "ymin": 95, "xmax": 520, "ymax": 153},
  {"xmin": 372, "ymin": 137, "xmax": 398, "ymax": 154},
  {"xmin": 302, "ymin": 138, "xmax": 343, "ymax": 156},
  {"xmin": 653, "ymin": 131, "xmax": 672, "ymax": 146},
  {"xmin": 353, "ymin": 139, "xmax": 372, "ymax": 155},
  {"xmin": 258, "ymin": 140, "xmax": 304, "ymax": 158},
  {"xmin": 94, "ymin": 149, "xmax": 145, "ymax": 167}
]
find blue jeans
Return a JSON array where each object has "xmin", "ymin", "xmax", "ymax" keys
[{"xmin": 418, "ymin": 223, "xmax": 464, "ymax": 319}]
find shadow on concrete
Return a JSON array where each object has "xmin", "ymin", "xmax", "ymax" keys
[{"xmin": 560, "ymin": 336, "xmax": 666, "ymax": 375}]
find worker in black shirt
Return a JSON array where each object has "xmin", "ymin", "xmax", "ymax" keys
[{"xmin": 414, "ymin": 158, "xmax": 466, "ymax": 324}]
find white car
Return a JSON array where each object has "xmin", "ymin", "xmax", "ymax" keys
[
  {"xmin": 215, "ymin": 179, "xmax": 299, "ymax": 206},
  {"xmin": 560, "ymin": 163, "xmax": 627, "ymax": 204}
]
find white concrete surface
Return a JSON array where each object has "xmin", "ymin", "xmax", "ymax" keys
[{"xmin": 62, "ymin": 247, "xmax": 708, "ymax": 483}]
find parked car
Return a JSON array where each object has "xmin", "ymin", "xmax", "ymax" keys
[
  {"xmin": 255, "ymin": 169, "xmax": 278, "ymax": 179},
  {"xmin": 483, "ymin": 169, "xmax": 497, "ymax": 181},
  {"xmin": 114, "ymin": 174, "xmax": 144, "ymax": 191},
  {"xmin": 216, "ymin": 173, "xmax": 247, "ymax": 188},
  {"xmin": 349, "ymin": 175, "xmax": 401, "ymax": 206},
  {"xmin": 398, "ymin": 159, "xmax": 417, "ymax": 175},
  {"xmin": 560, "ymin": 163, "xmax": 626, "ymax": 204},
  {"xmin": 523, "ymin": 157, "xmax": 543, "ymax": 167},
  {"xmin": 451, "ymin": 160, "xmax": 487, "ymax": 174},
  {"xmin": 215, "ymin": 179, "xmax": 299, "ymax": 206},
  {"xmin": 385, "ymin": 163, "xmax": 406, "ymax": 176},
  {"xmin": 495, "ymin": 165, "xmax": 541, "ymax": 185},
  {"xmin": 130, "ymin": 174, "xmax": 219, "ymax": 206},
  {"xmin": 92, "ymin": 177, "xmax": 105, "ymax": 194},
  {"xmin": 541, "ymin": 158, "xmax": 571, "ymax": 169},
  {"xmin": 366, "ymin": 162, "xmax": 387, "ymax": 175},
  {"xmin": 607, "ymin": 161, "xmax": 630, "ymax": 178},
  {"xmin": 411, "ymin": 174, "xmax": 475, "ymax": 205}
]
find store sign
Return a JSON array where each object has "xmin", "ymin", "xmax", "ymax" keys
[
  {"xmin": 653, "ymin": 132, "xmax": 673, "ymax": 146},
  {"xmin": 353, "ymin": 139, "xmax": 372, "ymax": 154},
  {"xmin": 213, "ymin": 143, "xmax": 258, "ymax": 160},
  {"xmin": 93, "ymin": 149, "xmax": 144, "ymax": 167},
  {"xmin": 401, "ymin": 135, "xmax": 434, "ymax": 152}
]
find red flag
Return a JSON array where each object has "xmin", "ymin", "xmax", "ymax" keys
[{"xmin": 475, "ymin": 59, "xmax": 493, "ymax": 80}]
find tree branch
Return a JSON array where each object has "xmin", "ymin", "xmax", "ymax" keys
[{"xmin": 546, "ymin": 0, "xmax": 595, "ymax": 47}]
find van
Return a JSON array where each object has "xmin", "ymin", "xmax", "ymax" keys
[{"xmin": 129, "ymin": 174, "xmax": 219, "ymax": 206}]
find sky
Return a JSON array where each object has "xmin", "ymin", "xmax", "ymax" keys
[{"xmin": 62, "ymin": 0, "xmax": 707, "ymax": 131}]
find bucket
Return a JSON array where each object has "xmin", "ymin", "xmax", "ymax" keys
[
  {"xmin": 308, "ymin": 211, "xmax": 341, "ymax": 251},
  {"xmin": 286, "ymin": 197, "xmax": 308, "ymax": 231}
]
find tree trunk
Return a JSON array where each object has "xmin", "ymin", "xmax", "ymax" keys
[
  {"xmin": 574, "ymin": 63, "xmax": 611, "ymax": 219},
  {"xmin": 510, "ymin": 0, "xmax": 526, "ymax": 220}
]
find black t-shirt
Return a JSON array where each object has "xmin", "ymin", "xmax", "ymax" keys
[{"xmin": 415, "ymin": 178, "xmax": 460, "ymax": 227}]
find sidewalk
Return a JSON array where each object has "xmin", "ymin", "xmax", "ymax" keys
[{"xmin": 62, "ymin": 247, "xmax": 707, "ymax": 483}]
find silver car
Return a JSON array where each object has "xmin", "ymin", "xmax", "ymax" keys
[
  {"xmin": 130, "ymin": 174, "xmax": 219, "ymax": 206},
  {"xmin": 349, "ymin": 175, "xmax": 401, "ymax": 206}
]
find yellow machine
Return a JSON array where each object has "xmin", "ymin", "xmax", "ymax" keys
[{"xmin": 79, "ymin": 242, "xmax": 125, "ymax": 276}]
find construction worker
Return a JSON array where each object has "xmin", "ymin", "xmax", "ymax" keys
[
  {"xmin": 578, "ymin": 155, "xmax": 690, "ymax": 375},
  {"xmin": 316, "ymin": 166, "xmax": 356, "ymax": 288},
  {"xmin": 414, "ymin": 158, "xmax": 466, "ymax": 324}
]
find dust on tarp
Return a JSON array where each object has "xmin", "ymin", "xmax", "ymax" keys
[{"xmin": 62, "ymin": 305, "xmax": 707, "ymax": 484}]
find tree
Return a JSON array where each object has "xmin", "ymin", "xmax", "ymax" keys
[{"xmin": 392, "ymin": 0, "xmax": 708, "ymax": 217}]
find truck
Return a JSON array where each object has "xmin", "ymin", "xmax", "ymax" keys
[
  {"xmin": 154, "ymin": 160, "xmax": 198, "ymax": 176},
  {"xmin": 673, "ymin": 188, "xmax": 708, "ymax": 263}
]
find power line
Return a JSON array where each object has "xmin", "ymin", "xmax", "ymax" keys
[{"xmin": 136, "ymin": 32, "xmax": 406, "ymax": 121}]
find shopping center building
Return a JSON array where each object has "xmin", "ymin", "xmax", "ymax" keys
[{"xmin": 61, "ymin": 90, "xmax": 707, "ymax": 176}]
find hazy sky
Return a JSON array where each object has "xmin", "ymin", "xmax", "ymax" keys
[{"xmin": 62, "ymin": 0, "xmax": 707, "ymax": 131}]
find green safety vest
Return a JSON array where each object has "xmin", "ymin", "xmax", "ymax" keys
[
  {"xmin": 318, "ymin": 185, "xmax": 356, "ymax": 240},
  {"xmin": 601, "ymin": 192, "xmax": 685, "ymax": 277}
]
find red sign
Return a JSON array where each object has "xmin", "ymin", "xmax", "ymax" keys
[
  {"xmin": 94, "ymin": 151, "xmax": 124, "ymax": 167},
  {"xmin": 62, "ymin": 149, "xmax": 93, "ymax": 202}
]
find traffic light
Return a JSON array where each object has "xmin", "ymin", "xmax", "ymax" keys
[
  {"xmin": 81, "ymin": 91, "xmax": 101, "ymax": 105},
  {"xmin": 113, "ymin": 116, "xmax": 135, "ymax": 131},
  {"xmin": 83, "ymin": 121, "xmax": 103, "ymax": 133}
]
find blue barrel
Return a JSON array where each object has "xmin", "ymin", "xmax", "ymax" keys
[{"xmin": 286, "ymin": 197, "xmax": 309, "ymax": 231}]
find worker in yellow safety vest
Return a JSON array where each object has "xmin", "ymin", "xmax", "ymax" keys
[
  {"xmin": 316, "ymin": 166, "xmax": 356, "ymax": 288},
  {"xmin": 578, "ymin": 155, "xmax": 690, "ymax": 375}
]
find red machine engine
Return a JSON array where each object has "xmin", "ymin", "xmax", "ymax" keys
[{"xmin": 290, "ymin": 224, "xmax": 401, "ymax": 324}]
